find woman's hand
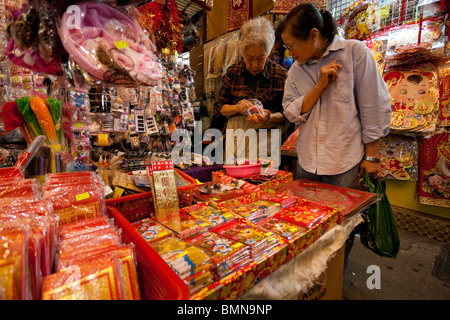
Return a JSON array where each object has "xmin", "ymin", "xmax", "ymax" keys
[
  {"xmin": 247, "ymin": 110, "xmax": 271, "ymax": 124},
  {"xmin": 317, "ymin": 60, "xmax": 342, "ymax": 90},
  {"xmin": 236, "ymin": 99, "xmax": 253, "ymax": 115}
]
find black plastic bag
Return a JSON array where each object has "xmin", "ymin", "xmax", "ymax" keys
[{"xmin": 359, "ymin": 174, "xmax": 400, "ymax": 258}]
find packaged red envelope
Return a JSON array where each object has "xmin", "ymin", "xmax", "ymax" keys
[
  {"xmin": 57, "ymin": 227, "xmax": 121, "ymax": 260},
  {"xmin": 1, "ymin": 222, "xmax": 44, "ymax": 300},
  {"xmin": 0, "ymin": 178, "xmax": 41, "ymax": 199},
  {"xmin": 274, "ymin": 199, "xmax": 338, "ymax": 229},
  {"xmin": 42, "ymin": 172, "xmax": 104, "ymax": 192},
  {"xmin": 0, "ymin": 226, "xmax": 29, "ymax": 300},
  {"xmin": 0, "ymin": 199, "xmax": 57, "ymax": 270},
  {"xmin": 43, "ymin": 184, "xmax": 105, "ymax": 225},
  {"xmin": 57, "ymin": 216, "xmax": 112, "ymax": 241},
  {"xmin": 257, "ymin": 216, "xmax": 307, "ymax": 241},
  {"xmin": 57, "ymin": 245, "xmax": 140, "ymax": 300},
  {"xmin": 131, "ymin": 218, "xmax": 173, "ymax": 245},
  {"xmin": 42, "ymin": 253, "xmax": 127, "ymax": 300},
  {"xmin": 170, "ymin": 213, "xmax": 211, "ymax": 239},
  {"xmin": 0, "ymin": 215, "xmax": 55, "ymax": 279},
  {"xmin": 151, "ymin": 237, "xmax": 214, "ymax": 294}
]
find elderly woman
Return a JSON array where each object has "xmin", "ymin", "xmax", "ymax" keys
[{"xmin": 217, "ymin": 17, "xmax": 288, "ymax": 164}]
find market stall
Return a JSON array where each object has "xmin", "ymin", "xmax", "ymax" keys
[{"xmin": 0, "ymin": 0, "xmax": 449, "ymax": 301}]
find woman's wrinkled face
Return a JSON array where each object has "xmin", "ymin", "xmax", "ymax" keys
[{"xmin": 243, "ymin": 44, "xmax": 268, "ymax": 75}]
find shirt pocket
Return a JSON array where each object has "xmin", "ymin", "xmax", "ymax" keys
[{"xmin": 330, "ymin": 73, "xmax": 354, "ymax": 103}]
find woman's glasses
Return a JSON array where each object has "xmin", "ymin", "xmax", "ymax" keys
[{"xmin": 283, "ymin": 41, "xmax": 299, "ymax": 51}]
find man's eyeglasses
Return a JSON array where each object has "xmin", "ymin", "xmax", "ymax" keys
[{"xmin": 283, "ymin": 41, "xmax": 299, "ymax": 51}]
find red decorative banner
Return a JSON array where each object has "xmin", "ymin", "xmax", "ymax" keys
[
  {"xmin": 228, "ymin": 0, "xmax": 249, "ymax": 32},
  {"xmin": 273, "ymin": 0, "xmax": 327, "ymax": 14}
]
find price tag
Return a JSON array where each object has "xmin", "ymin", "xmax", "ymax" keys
[
  {"xmin": 76, "ymin": 192, "xmax": 91, "ymax": 201},
  {"xmin": 114, "ymin": 40, "xmax": 129, "ymax": 49}
]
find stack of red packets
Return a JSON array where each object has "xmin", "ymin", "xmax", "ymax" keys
[
  {"xmin": 0, "ymin": 177, "xmax": 56, "ymax": 300},
  {"xmin": 42, "ymin": 172, "xmax": 106, "ymax": 225},
  {"xmin": 0, "ymin": 171, "xmax": 141, "ymax": 300},
  {"xmin": 42, "ymin": 216, "xmax": 140, "ymax": 300}
]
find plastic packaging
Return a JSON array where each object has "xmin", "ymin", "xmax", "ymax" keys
[
  {"xmin": 59, "ymin": 2, "xmax": 162, "ymax": 86},
  {"xmin": 0, "ymin": 225, "xmax": 30, "ymax": 300},
  {"xmin": 213, "ymin": 218, "xmax": 284, "ymax": 262},
  {"xmin": 187, "ymin": 205, "xmax": 235, "ymax": 227},
  {"xmin": 186, "ymin": 231, "xmax": 252, "ymax": 280},
  {"xmin": 42, "ymin": 252, "xmax": 127, "ymax": 300},
  {"xmin": 57, "ymin": 244, "xmax": 140, "ymax": 300},
  {"xmin": 150, "ymin": 237, "xmax": 214, "ymax": 294},
  {"xmin": 131, "ymin": 217, "xmax": 173, "ymax": 245}
]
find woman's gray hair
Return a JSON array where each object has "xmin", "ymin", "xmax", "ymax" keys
[{"xmin": 238, "ymin": 17, "xmax": 275, "ymax": 57}]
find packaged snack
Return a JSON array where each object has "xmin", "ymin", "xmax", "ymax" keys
[
  {"xmin": 257, "ymin": 216, "xmax": 307, "ymax": 241},
  {"xmin": 151, "ymin": 237, "xmax": 214, "ymax": 294},
  {"xmin": 131, "ymin": 218, "xmax": 173, "ymax": 244},
  {"xmin": 213, "ymin": 219, "xmax": 283, "ymax": 262},
  {"xmin": 186, "ymin": 231, "xmax": 252, "ymax": 279},
  {"xmin": 187, "ymin": 205, "xmax": 235, "ymax": 227},
  {"xmin": 224, "ymin": 200, "xmax": 281, "ymax": 223}
]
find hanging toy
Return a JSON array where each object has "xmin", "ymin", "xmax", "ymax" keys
[
  {"xmin": 37, "ymin": 4, "xmax": 60, "ymax": 63},
  {"xmin": 283, "ymin": 49, "xmax": 293, "ymax": 68}
]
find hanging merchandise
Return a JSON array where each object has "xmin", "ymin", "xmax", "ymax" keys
[
  {"xmin": 384, "ymin": 14, "xmax": 447, "ymax": 67},
  {"xmin": 364, "ymin": 32, "xmax": 388, "ymax": 74},
  {"xmin": 344, "ymin": 2, "xmax": 380, "ymax": 41},
  {"xmin": 227, "ymin": 0, "xmax": 249, "ymax": 32},
  {"xmin": 383, "ymin": 63, "xmax": 440, "ymax": 133},
  {"xmin": 5, "ymin": 2, "xmax": 63, "ymax": 75},
  {"xmin": 137, "ymin": 0, "xmax": 183, "ymax": 54},
  {"xmin": 438, "ymin": 62, "xmax": 450, "ymax": 126},
  {"xmin": 62, "ymin": 90, "xmax": 92, "ymax": 172},
  {"xmin": 419, "ymin": 132, "xmax": 450, "ymax": 207},
  {"xmin": 378, "ymin": 134, "xmax": 419, "ymax": 180},
  {"xmin": 59, "ymin": 1, "xmax": 163, "ymax": 86}
]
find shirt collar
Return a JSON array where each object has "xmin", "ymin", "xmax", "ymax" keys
[{"xmin": 304, "ymin": 36, "xmax": 346, "ymax": 65}]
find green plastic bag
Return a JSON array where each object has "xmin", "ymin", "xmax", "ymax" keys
[{"xmin": 359, "ymin": 174, "xmax": 400, "ymax": 258}]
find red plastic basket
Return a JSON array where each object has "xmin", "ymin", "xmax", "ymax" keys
[
  {"xmin": 106, "ymin": 168, "xmax": 196, "ymax": 223},
  {"xmin": 107, "ymin": 206, "xmax": 190, "ymax": 300}
]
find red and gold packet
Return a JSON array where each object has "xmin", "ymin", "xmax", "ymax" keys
[
  {"xmin": 57, "ymin": 216, "xmax": 112, "ymax": 241},
  {"xmin": 149, "ymin": 161, "xmax": 180, "ymax": 232},
  {"xmin": 42, "ymin": 253, "xmax": 126, "ymax": 300},
  {"xmin": 57, "ymin": 245, "xmax": 140, "ymax": 300},
  {"xmin": 274, "ymin": 200, "xmax": 337, "ymax": 229},
  {"xmin": 43, "ymin": 185, "xmax": 104, "ymax": 226},
  {"xmin": 57, "ymin": 227, "xmax": 121, "ymax": 259},
  {"xmin": 0, "ymin": 227, "xmax": 29, "ymax": 300}
]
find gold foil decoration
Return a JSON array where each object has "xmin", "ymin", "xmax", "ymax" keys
[{"xmin": 150, "ymin": 161, "xmax": 181, "ymax": 232}]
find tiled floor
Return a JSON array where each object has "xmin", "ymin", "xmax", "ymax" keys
[{"xmin": 392, "ymin": 205, "xmax": 450, "ymax": 243}]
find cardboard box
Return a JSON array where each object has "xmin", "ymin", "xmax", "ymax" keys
[{"xmin": 298, "ymin": 246, "xmax": 345, "ymax": 300}]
